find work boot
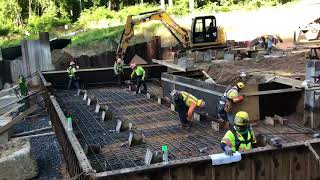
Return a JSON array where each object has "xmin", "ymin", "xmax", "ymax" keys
[
  {"xmin": 187, "ymin": 121, "xmax": 193, "ymax": 129},
  {"xmin": 181, "ymin": 123, "xmax": 188, "ymax": 129}
]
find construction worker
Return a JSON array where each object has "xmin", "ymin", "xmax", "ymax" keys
[
  {"xmin": 18, "ymin": 75, "xmax": 28, "ymax": 97},
  {"xmin": 217, "ymin": 82, "xmax": 245, "ymax": 124},
  {"xmin": 130, "ymin": 63, "xmax": 147, "ymax": 94},
  {"xmin": 221, "ymin": 111, "xmax": 257, "ymax": 156},
  {"xmin": 267, "ymin": 37, "xmax": 273, "ymax": 54},
  {"xmin": 67, "ymin": 61, "xmax": 80, "ymax": 90},
  {"xmin": 170, "ymin": 90, "xmax": 205, "ymax": 128},
  {"xmin": 114, "ymin": 58, "xmax": 124, "ymax": 85}
]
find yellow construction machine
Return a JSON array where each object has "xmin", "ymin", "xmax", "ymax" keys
[{"xmin": 116, "ymin": 10, "xmax": 226, "ymax": 59}]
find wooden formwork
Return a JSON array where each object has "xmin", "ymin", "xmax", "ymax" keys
[
  {"xmin": 40, "ymin": 71, "xmax": 320, "ymax": 180},
  {"xmin": 95, "ymin": 140, "xmax": 320, "ymax": 180}
]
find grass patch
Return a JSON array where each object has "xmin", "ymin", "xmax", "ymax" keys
[
  {"xmin": 70, "ymin": 25, "xmax": 124, "ymax": 46},
  {"xmin": 0, "ymin": 38, "xmax": 21, "ymax": 48}
]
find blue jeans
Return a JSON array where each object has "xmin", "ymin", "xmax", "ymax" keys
[
  {"xmin": 217, "ymin": 100, "xmax": 234, "ymax": 124},
  {"xmin": 67, "ymin": 77, "xmax": 80, "ymax": 90},
  {"xmin": 175, "ymin": 100, "xmax": 188, "ymax": 124},
  {"xmin": 136, "ymin": 75, "xmax": 147, "ymax": 94}
]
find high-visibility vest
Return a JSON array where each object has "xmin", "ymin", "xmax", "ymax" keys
[
  {"xmin": 114, "ymin": 62, "xmax": 123, "ymax": 74},
  {"xmin": 131, "ymin": 66, "xmax": 145, "ymax": 79},
  {"xmin": 225, "ymin": 86, "xmax": 239, "ymax": 100},
  {"xmin": 221, "ymin": 126, "xmax": 256, "ymax": 152},
  {"xmin": 67, "ymin": 66, "xmax": 76, "ymax": 77},
  {"xmin": 181, "ymin": 91, "xmax": 202, "ymax": 107}
]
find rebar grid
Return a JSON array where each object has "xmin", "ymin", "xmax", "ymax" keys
[{"xmin": 55, "ymin": 87, "xmax": 315, "ymax": 173}]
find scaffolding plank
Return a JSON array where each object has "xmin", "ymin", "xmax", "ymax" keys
[{"xmin": 0, "ymin": 105, "xmax": 38, "ymax": 135}]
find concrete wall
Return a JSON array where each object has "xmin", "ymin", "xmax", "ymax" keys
[
  {"xmin": 21, "ymin": 37, "xmax": 54, "ymax": 86},
  {"xmin": 161, "ymin": 73, "xmax": 226, "ymax": 118},
  {"xmin": 42, "ymin": 65, "xmax": 167, "ymax": 89}
]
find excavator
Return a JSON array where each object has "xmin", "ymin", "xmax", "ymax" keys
[{"xmin": 116, "ymin": 10, "xmax": 226, "ymax": 60}]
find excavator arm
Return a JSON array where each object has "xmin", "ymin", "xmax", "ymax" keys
[{"xmin": 116, "ymin": 10, "xmax": 190, "ymax": 59}]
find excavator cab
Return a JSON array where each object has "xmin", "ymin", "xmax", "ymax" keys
[{"xmin": 191, "ymin": 16, "xmax": 219, "ymax": 45}]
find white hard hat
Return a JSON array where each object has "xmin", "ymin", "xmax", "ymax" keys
[
  {"xmin": 240, "ymin": 72, "xmax": 247, "ymax": 78},
  {"xmin": 69, "ymin": 61, "xmax": 75, "ymax": 66}
]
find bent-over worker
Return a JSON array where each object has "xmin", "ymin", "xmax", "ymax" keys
[
  {"xmin": 221, "ymin": 111, "xmax": 257, "ymax": 156},
  {"xmin": 67, "ymin": 61, "xmax": 80, "ymax": 90},
  {"xmin": 171, "ymin": 90, "xmax": 205, "ymax": 128},
  {"xmin": 217, "ymin": 82, "xmax": 245, "ymax": 124},
  {"xmin": 130, "ymin": 63, "xmax": 147, "ymax": 94}
]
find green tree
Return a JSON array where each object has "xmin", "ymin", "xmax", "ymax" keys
[{"xmin": 0, "ymin": 0, "xmax": 22, "ymax": 25}]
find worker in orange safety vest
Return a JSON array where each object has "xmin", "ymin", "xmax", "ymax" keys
[{"xmin": 170, "ymin": 90, "xmax": 205, "ymax": 128}]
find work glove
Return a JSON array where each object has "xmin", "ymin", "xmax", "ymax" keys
[
  {"xmin": 234, "ymin": 95, "xmax": 244, "ymax": 103},
  {"xmin": 224, "ymin": 146, "xmax": 233, "ymax": 156}
]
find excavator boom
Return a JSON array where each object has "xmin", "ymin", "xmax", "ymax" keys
[{"xmin": 116, "ymin": 10, "xmax": 190, "ymax": 59}]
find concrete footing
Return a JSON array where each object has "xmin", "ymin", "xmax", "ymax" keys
[{"xmin": 0, "ymin": 138, "xmax": 38, "ymax": 180}]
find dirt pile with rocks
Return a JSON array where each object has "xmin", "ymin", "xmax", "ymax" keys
[{"xmin": 202, "ymin": 51, "xmax": 309, "ymax": 85}]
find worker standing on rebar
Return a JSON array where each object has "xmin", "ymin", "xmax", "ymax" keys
[
  {"xmin": 170, "ymin": 90, "xmax": 205, "ymax": 128},
  {"xmin": 114, "ymin": 58, "xmax": 124, "ymax": 86},
  {"xmin": 217, "ymin": 82, "xmax": 245, "ymax": 124},
  {"xmin": 221, "ymin": 111, "xmax": 257, "ymax": 156},
  {"xmin": 130, "ymin": 63, "xmax": 147, "ymax": 94},
  {"xmin": 67, "ymin": 61, "xmax": 80, "ymax": 90}
]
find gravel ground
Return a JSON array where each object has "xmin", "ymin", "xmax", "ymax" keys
[
  {"xmin": 13, "ymin": 116, "xmax": 50, "ymax": 134},
  {"xmin": 12, "ymin": 113, "xmax": 68, "ymax": 179},
  {"xmin": 30, "ymin": 134, "xmax": 66, "ymax": 179}
]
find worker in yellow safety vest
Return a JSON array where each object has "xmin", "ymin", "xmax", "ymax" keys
[
  {"xmin": 130, "ymin": 63, "xmax": 147, "ymax": 94},
  {"xmin": 114, "ymin": 58, "xmax": 124, "ymax": 86},
  {"xmin": 217, "ymin": 82, "xmax": 245, "ymax": 124},
  {"xmin": 221, "ymin": 111, "xmax": 257, "ymax": 156},
  {"xmin": 67, "ymin": 61, "xmax": 80, "ymax": 90},
  {"xmin": 170, "ymin": 90, "xmax": 205, "ymax": 128}
]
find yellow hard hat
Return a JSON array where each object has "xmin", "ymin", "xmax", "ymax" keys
[
  {"xmin": 234, "ymin": 111, "xmax": 249, "ymax": 126},
  {"xmin": 237, "ymin": 82, "xmax": 245, "ymax": 89}
]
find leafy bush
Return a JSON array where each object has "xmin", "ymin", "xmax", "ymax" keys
[
  {"xmin": 167, "ymin": 0, "xmax": 190, "ymax": 16},
  {"xmin": 27, "ymin": 15, "xmax": 70, "ymax": 34},
  {"xmin": 27, "ymin": 4, "xmax": 70, "ymax": 34},
  {"xmin": 78, "ymin": 7, "xmax": 116, "ymax": 28},
  {"xmin": 0, "ymin": 27, "xmax": 10, "ymax": 37},
  {"xmin": 117, "ymin": 4, "xmax": 159, "ymax": 21}
]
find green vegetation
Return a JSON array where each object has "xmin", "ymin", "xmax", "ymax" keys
[
  {"xmin": 0, "ymin": 0, "xmax": 298, "ymax": 49},
  {"xmin": 71, "ymin": 25, "xmax": 124, "ymax": 46}
]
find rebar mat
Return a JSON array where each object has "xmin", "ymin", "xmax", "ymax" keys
[{"xmin": 54, "ymin": 87, "xmax": 315, "ymax": 173}]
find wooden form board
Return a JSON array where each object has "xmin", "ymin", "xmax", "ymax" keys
[
  {"xmin": 233, "ymin": 84, "xmax": 260, "ymax": 121},
  {"xmin": 98, "ymin": 141, "xmax": 320, "ymax": 180}
]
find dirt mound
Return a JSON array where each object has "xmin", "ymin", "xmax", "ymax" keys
[
  {"xmin": 203, "ymin": 51, "xmax": 308, "ymax": 85},
  {"xmin": 51, "ymin": 49, "xmax": 74, "ymax": 69}
]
